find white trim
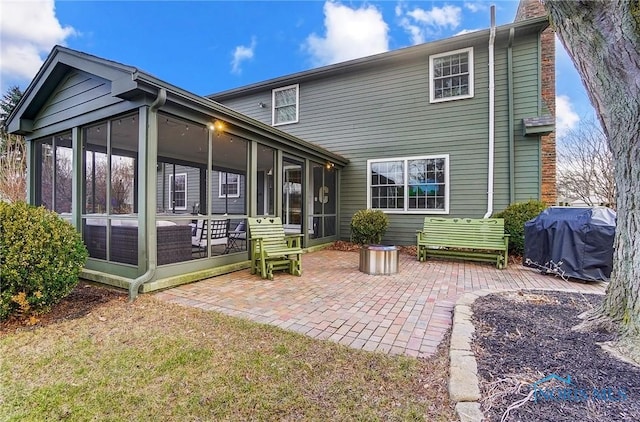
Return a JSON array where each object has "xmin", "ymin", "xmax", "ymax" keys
[
  {"xmin": 367, "ymin": 154, "xmax": 450, "ymax": 214},
  {"xmin": 272, "ymin": 84, "xmax": 299, "ymax": 126},
  {"xmin": 218, "ymin": 172, "xmax": 241, "ymax": 198},
  {"xmin": 429, "ymin": 47, "xmax": 474, "ymax": 103},
  {"xmin": 168, "ymin": 173, "xmax": 187, "ymax": 210}
]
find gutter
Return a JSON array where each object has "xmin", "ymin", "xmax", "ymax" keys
[
  {"xmin": 129, "ymin": 87, "xmax": 166, "ymax": 301},
  {"xmin": 484, "ymin": 6, "xmax": 497, "ymax": 218},
  {"xmin": 508, "ymin": 28, "xmax": 516, "ymax": 204}
]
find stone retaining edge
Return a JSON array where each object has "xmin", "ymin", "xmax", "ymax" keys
[{"xmin": 448, "ymin": 287, "xmax": 605, "ymax": 422}]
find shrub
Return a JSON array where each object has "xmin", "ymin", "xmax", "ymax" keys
[
  {"xmin": 494, "ymin": 200, "xmax": 547, "ymax": 256},
  {"xmin": 0, "ymin": 202, "xmax": 88, "ymax": 321},
  {"xmin": 350, "ymin": 209, "xmax": 389, "ymax": 245}
]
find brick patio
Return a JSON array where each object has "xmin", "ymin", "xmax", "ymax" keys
[{"xmin": 154, "ymin": 249, "xmax": 606, "ymax": 358}]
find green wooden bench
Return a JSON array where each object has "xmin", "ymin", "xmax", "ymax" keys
[
  {"xmin": 248, "ymin": 217, "xmax": 303, "ymax": 280},
  {"xmin": 416, "ymin": 217, "xmax": 509, "ymax": 269}
]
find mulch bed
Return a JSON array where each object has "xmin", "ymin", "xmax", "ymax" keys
[
  {"xmin": 328, "ymin": 240, "xmax": 418, "ymax": 256},
  {"xmin": 473, "ymin": 290, "xmax": 640, "ymax": 421},
  {"xmin": 0, "ymin": 282, "xmax": 126, "ymax": 336}
]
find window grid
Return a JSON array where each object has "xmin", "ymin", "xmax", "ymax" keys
[
  {"xmin": 369, "ymin": 156, "xmax": 448, "ymax": 213},
  {"xmin": 370, "ymin": 161, "xmax": 404, "ymax": 210},
  {"xmin": 272, "ymin": 85, "xmax": 299, "ymax": 125},
  {"xmin": 407, "ymin": 158, "xmax": 446, "ymax": 211},
  {"xmin": 430, "ymin": 48, "xmax": 473, "ymax": 102},
  {"xmin": 219, "ymin": 172, "xmax": 241, "ymax": 198},
  {"xmin": 169, "ymin": 173, "xmax": 187, "ymax": 210}
]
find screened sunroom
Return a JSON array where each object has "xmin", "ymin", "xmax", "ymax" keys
[{"xmin": 8, "ymin": 46, "xmax": 347, "ymax": 297}]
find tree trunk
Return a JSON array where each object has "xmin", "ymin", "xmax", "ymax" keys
[{"xmin": 544, "ymin": 0, "xmax": 640, "ymax": 337}]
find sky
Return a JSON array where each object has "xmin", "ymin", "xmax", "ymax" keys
[{"xmin": 0, "ymin": 0, "xmax": 594, "ymax": 139}]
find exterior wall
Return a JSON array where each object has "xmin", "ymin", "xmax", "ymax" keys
[
  {"xmin": 33, "ymin": 70, "xmax": 119, "ymax": 132},
  {"xmin": 511, "ymin": 36, "xmax": 545, "ymax": 203},
  {"xmin": 156, "ymin": 165, "xmax": 201, "ymax": 213},
  {"xmin": 216, "ymin": 34, "xmax": 545, "ymax": 244},
  {"xmin": 516, "ymin": 0, "xmax": 557, "ymax": 205},
  {"xmin": 156, "ymin": 166, "xmax": 246, "ymax": 215},
  {"xmin": 493, "ymin": 36, "xmax": 542, "ymax": 211}
]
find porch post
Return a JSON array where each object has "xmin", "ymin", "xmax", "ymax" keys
[
  {"xmin": 26, "ymin": 139, "xmax": 35, "ymax": 204},
  {"xmin": 248, "ymin": 141, "xmax": 258, "ymax": 217},
  {"xmin": 71, "ymin": 127, "xmax": 82, "ymax": 229},
  {"xmin": 137, "ymin": 106, "xmax": 157, "ymax": 276}
]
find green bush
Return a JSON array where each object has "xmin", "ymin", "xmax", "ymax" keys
[
  {"xmin": 494, "ymin": 200, "xmax": 547, "ymax": 256},
  {"xmin": 350, "ymin": 209, "xmax": 389, "ymax": 245},
  {"xmin": 0, "ymin": 202, "xmax": 88, "ymax": 321}
]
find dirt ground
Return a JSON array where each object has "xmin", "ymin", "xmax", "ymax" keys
[
  {"xmin": 0, "ymin": 281, "xmax": 127, "ymax": 335},
  {"xmin": 473, "ymin": 290, "xmax": 640, "ymax": 422}
]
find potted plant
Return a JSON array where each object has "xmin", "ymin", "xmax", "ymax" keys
[{"xmin": 350, "ymin": 209, "xmax": 389, "ymax": 245}]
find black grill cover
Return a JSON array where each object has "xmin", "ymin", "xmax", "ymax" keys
[{"xmin": 524, "ymin": 207, "xmax": 616, "ymax": 282}]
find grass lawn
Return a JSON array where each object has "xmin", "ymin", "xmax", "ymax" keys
[{"xmin": 0, "ymin": 284, "xmax": 456, "ymax": 421}]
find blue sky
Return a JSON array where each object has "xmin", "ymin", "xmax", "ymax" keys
[{"xmin": 1, "ymin": 0, "xmax": 593, "ymax": 138}]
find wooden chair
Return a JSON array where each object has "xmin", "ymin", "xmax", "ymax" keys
[{"xmin": 248, "ymin": 217, "xmax": 303, "ymax": 280}]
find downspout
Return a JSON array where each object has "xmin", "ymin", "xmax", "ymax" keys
[
  {"xmin": 484, "ymin": 6, "xmax": 497, "ymax": 218},
  {"xmin": 129, "ymin": 88, "xmax": 167, "ymax": 301},
  {"xmin": 507, "ymin": 28, "xmax": 515, "ymax": 204}
]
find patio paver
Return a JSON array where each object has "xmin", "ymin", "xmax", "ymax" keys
[{"xmin": 154, "ymin": 249, "xmax": 606, "ymax": 357}]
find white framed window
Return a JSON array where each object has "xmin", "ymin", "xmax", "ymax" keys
[
  {"xmin": 272, "ymin": 84, "xmax": 299, "ymax": 126},
  {"xmin": 169, "ymin": 173, "xmax": 187, "ymax": 210},
  {"xmin": 429, "ymin": 47, "xmax": 474, "ymax": 103},
  {"xmin": 219, "ymin": 172, "xmax": 240, "ymax": 198},
  {"xmin": 367, "ymin": 155, "xmax": 449, "ymax": 214}
]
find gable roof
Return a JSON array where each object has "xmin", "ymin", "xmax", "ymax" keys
[
  {"xmin": 209, "ymin": 16, "xmax": 549, "ymax": 101},
  {"xmin": 7, "ymin": 46, "xmax": 348, "ymax": 166}
]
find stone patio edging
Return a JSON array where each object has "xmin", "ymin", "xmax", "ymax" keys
[{"xmin": 448, "ymin": 287, "xmax": 606, "ymax": 422}]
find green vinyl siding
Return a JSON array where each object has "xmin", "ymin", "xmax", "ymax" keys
[
  {"xmin": 217, "ymin": 31, "xmax": 545, "ymax": 244},
  {"xmin": 511, "ymin": 37, "xmax": 542, "ymax": 203},
  {"xmin": 33, "ymin": 70, "xmax": 119, "ymax": 132}
]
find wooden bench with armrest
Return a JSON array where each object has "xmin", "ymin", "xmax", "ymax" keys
[{"xmin": 416, "ymin": 217, "xmax": 509, "ymax": 269}]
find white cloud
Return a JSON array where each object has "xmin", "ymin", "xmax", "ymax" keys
[
  {"xmin": 407, "ymin": 5, "xmax": 461, "ymax": 28},
  {"xmin": 397, "ymin": 4, "xmax": 461, "ymax": 45},
  {"xmin": 402, "ymin": 20, "xmax": 425, "ymax": 45},
  {"xmin": 304, "ymin": 1, "xmax": 389, "ymax": 66},
  {"xmin": 230, "ymin": 37, "xmax": 256, "ymax": 74},
  {"xmin": 464, "ymin": 2, "xmax": 489, "ymax": 13},
  {"xmin": 556, "ymin": 95, "xmax": 580, "ymax": 138},
  {"xmin": 0, "ymin": 0, "xmax": 75, "ymax": 82}
]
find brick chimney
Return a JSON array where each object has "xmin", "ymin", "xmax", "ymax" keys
[{"xmin": 515, "ymin": 0, "xmax": 557, "ymax": 205}]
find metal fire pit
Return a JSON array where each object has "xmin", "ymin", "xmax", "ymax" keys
[{"xmin": 359, "ymin": 245, "xmax": 398, "ymax": 275}]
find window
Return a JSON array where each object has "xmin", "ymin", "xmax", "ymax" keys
[
  {"xmin": 368, "ymin": 155, "xmax": 449, "ymax": 213},
  {"xmin": 218, "ymin": 172, "xmax": 240, "ymax": 198},
  {"xmin": 169, "ymin": 173, "xmax": 187, "ymax": 210},
  {"xmin": 272, "ymin": 84, "xmax": 299, "ymax": 125},
  {"xmin": 429, "ymin": 48, "xmax": 473, "ymax": 103}
]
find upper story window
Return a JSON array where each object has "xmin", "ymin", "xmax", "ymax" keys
[
  {"xmin": 219, "ymin": 172, "xmax": 241, "ymax": 198},
  {"xmin": 429, "ymin": 47, "xmax": 474, "ymax": 103},
  {"xmin": 169, "ymin": 173, "xmax": 187, "ymax": 210},
  {"xmin": 368, "ymin": 155, "xmax": 449, "ymax": 214},
  {"xmin": 272, "ymin": 84, "xmax": 299, "ymax": 126}
]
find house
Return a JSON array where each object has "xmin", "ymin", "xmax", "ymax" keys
[
  {"xmin": 6, "ymin": 0, "xmax": 555, "ymax": 295},
  {"xmin": 209, "ymin": 1, "xmax": 556, "ymax": 245}
]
